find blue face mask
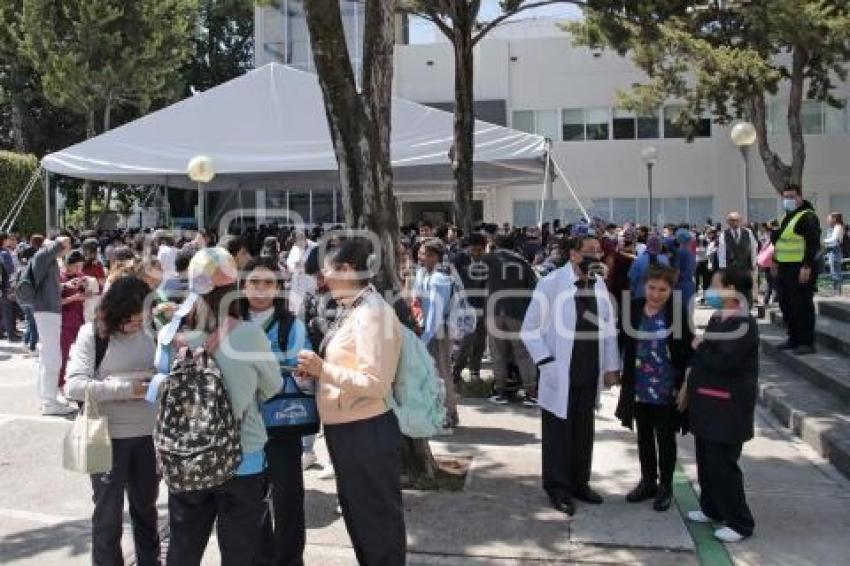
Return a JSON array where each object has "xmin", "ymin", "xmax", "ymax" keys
[
  {"xmin": 705, "ymin": 288, "xmax": 725, "ymax": 310},
  {"xmin": 783, "ymin": 198, "xmax": 798, "ymax": 213}
]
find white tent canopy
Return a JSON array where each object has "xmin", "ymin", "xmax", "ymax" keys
[{"xmin": 41, "ymin": 63, "xmax": 547, "ymax": 192}]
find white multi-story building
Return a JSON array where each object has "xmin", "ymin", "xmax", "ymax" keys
[{"xmin": 255, "ymin": 4, "xmax": 850, "ymax": 227}]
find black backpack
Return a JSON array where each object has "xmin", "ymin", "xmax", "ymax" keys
[
  {"xmin": 154, "ymin": 342, "xmax": 242, "ymax": 493},
  {"xmin": 842, "ymin": 231, "xmax": 850, "ymax": 258}
]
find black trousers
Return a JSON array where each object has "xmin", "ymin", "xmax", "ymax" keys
[
  {"xmin": 695, "ymin": 261, "xmax": 712, "ymax": 294},
  {"xmin": 634, "ymin": 403, "xmax": 678, "ymax": 488},
  {"xmin": 452, "ymin": 316, "xmax": 487, "ymax": 378},
  {"xmin": 0, "ymin": 295, "xmax": 17, "ymax": 337},
  {"xmin": 90, "ymin": 436, "xmax": 160, "ymax": 566},
  {"xmin": 166, "ymin": 472, "xmax": 267, "ymax": 566},
  {"xmin": 259, "ymin": 435, "xmax": 306, "ymax": 566},
  {"xmin": 695, "ymin": 437, "xmax": 755, "ymax": 537},
  {"xmin": 324, "ymin": 411, "xmax": 406, "ymax": 566},
  {"xmin": 776, "ymin": 263, "xmax": 815, "ymax": 346},
  {"xmin": 542, "ymin": 384, "xmax": 597, "ymax": 500}
]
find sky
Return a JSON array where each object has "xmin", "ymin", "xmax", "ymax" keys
[{"xmin": 408, "ymin": 1, "xmax": 583, "ymax": 44}]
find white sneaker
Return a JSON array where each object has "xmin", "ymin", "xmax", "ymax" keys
[
  {"xmin": 318, "ymin": 464, "xmax": 336, "ymax": 480},
  {"xmin": 687, "ymin": 510, "xmax": 714, "ymax": 523},
  {"xmin": 41, "ymin": 401, "xmax": 76, "ymax": 416},
  {"xmin": 302, "ymin": 451, "xmax": 318, "ymax": 471},
  {"xmin": 714, "ymin": 526, "xmax": 746, "ymax": 543}
]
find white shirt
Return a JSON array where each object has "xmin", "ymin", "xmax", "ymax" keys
[
  {"xmin": 824, "ymin": 224, "xmax": 845, "ymax": 248},
  {"xmin": 157, "ymin": 245, "xmax": 178, "ymax": 279},
  {"xmin": 718, "ymin": 227, "xmax": 758, "ymax": 270}
]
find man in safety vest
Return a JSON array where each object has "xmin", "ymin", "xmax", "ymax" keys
[{"xmin": 770, "ymin": 184, "xmax": 821, "ymax": 355}]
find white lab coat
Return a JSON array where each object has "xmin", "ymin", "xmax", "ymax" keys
[{"xmin": 520, "ymin": 266, "xmax": 621, "ymax": 419}]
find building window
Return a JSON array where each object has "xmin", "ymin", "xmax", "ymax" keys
[
  {"xmin": 612, "ymin": 198, "xmax": 638, "ymax": 224},
  {"xmin": 637, "ymin": 110, "xmax": 660, "ymax": 139},
  {"xmin": 512, "ymin": 110, "xmax": 534, "ymax": 134},
  {"xmin": 562, "ymin": 109, "xmax": 585, "ymax": 141},
  {"xmin": 512, "ymin": 110, "xmax": 559, "ymax": 140},
  {"xmin": 513, "ymin": 200, "xmax": 539, "ymax": 227},
  {"xmin": 688, "ymin": 197, "xmax": 714, "ymax": 226},
  {"xmin": 748, "ymin": 198, "xmax": 781, "ymax": 224},
  {"xmin": 825, "ymin": 103, "xmax": 847, "ymax": 135},
  {"xmin": 801, "ymin": 100, "xmax": 823, "ymax": 135},
  {"xmin": 613, "ymin": 109, "xmax": 636, "ymax": 140},
  {"xmin": 663, "ymin": 105, "xmax": 710, "ymax": 138},
  {"xmin": 589, "ymin": 198, "xmax": 612, "ymax": 220},
  {"xmin": 830, "ymin": 195, "xmax": 850, "ymax": 221},
  {"xmin": 585, "ymin": 107, "xmax": 610, "ymax": 140}
]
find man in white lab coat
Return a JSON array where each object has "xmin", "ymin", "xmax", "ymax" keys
[{"xmin": 521, "ymin": 236, "xmax": 621, "ymax": 516}]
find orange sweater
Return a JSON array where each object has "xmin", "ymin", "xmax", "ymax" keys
[{"xmin": 318, "ymin": 290, "xmax": 402, "ymax": 425}]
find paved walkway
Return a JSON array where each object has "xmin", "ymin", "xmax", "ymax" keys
[{"xmin": 0, "ymin": 340, "xmax": 849, "ymax": 565}]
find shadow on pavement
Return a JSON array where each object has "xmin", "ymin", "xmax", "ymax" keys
[{"xmin": 0, "ymin": 519, "xmax": 91, "ymax": 562}]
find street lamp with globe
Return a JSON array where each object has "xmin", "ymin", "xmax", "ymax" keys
[
  {"xmin": 641, "ymin": 146, "xmax": 659, "ymax": 227},
  {"xmin": 187, "ymin": 155, "xmax": 215, "ymax": 231},
  {"xmin": 731, "ymin": 122, "xmax": 757, "ymax": 221}
]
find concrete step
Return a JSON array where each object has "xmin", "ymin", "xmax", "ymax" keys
[
  {"xmin": 817, "ymin": 299, "xmax": 850, "ymax": 325},
  {"xmin": 760, "ymin": 324, "xmax": 850, "ymax": 404},
  {"xmin": 758, "ymin": 353, "xmax": 850, "ymax": 480},
  {"xmin": 768, "ymin": 309, "xmax": 850, "ymax": 357}
]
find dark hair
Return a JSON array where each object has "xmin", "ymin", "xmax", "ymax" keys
[
  {"xmin": 66, "ymin": 250, "xmax": 84, "ymax": 265},
  {"xmin": 570, "ymin": 235, "xmax": 599, "ymax": 252},
  {"xmin": 97, "ymin": 276, "xmax": 150, "ymax": 338},
  {"xmin": 464, "ymin": 233, "xmax": 487, "ymax": 247},
  {"xmin": 220, "ymin": 235, "xmax": 249, "ymax": 258},
  {"xmin": 644, "ymin": 263, "xmax": 678, "ymax": 288},
  {"xmin": 717, "ymin": 268, "xmax": 753, "ymax": 301},
  {"xmin": 326, "ymin": 238, "xmax": 372, "ymax": 284},
  {"xmin": 304, "ymin": 245, "xmax": 321, "ymax": 276},
  {"xmin": 240, "ymin": 256, "xmax": 289, "ymax": 321},
  {"xmin": 419, "ymin": 220, "xmax": 433, "ymax": 229},
  {"xmin": 784, "ymin": 184, "xmax": 802, "ymax": 195},
  {"xmin": 0, "ymin": 232, "xmax": 8, "ymax": 246},
  {"xmin": 113, "ymin": 246, "xmax": 136, "ymax": 263},
  {"xmin": 174, "ymin": 249, "xmax": 193, "ymax": 273}
]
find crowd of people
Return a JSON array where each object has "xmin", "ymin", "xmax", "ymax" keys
[{"xmin": 0, "ymin": 182, "xmax": 846, "ymax": 564}]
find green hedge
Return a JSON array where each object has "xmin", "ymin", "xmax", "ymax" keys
[{"xmin": 0, "ymin": 151, "xmax": 45, "ymax": 236}]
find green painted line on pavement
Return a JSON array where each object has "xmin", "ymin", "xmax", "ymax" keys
[{"xmin": 672, "ymin": 464, "xmax": 735, "ymax": 566}]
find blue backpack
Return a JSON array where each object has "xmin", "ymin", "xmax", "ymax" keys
[
  {"xmin": 261, "ymin": 314, "xmax": 320, "ymax": 437},
  {"xmin": 387, "ymin": 326, "xmax": 447, "ymax": 438}
]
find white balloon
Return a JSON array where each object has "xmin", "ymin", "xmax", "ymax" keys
[
  {"xmin": 731, "ymin": 122, "xmax": 757, "ymax": 146},
  {"xmin": 187, "ymin": 155, "xmax": 216, "ymax": 183}
]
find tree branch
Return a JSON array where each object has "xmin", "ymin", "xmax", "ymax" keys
[
  {"xmin": 411, "ymin": 8, "xmax": 453, "ymax": 39},
  {"xmin": 472, "ymin": 0, "xmax": 586, "ymax": 46}
]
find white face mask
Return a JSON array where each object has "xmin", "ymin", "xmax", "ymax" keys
[{"xmin": 783, "ymin": 198, "xmax": 798, "ymax": 212}]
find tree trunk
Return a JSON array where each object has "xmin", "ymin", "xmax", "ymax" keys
[
  {"xmin": 748, "ymin": 45, "xmax": 809, "ymax": 195},
  {"xmin": 452, "ymin": 33, "xmax": 475, "ymax": 234},
  {"xmin": 304, "ymin": 0, "xmax": 440, "ymax": 483},
  {"xmin": 96, "ymin": 99, "xmax": 114, "ymax": 228},
  {"xmin": 82, "ymin": 109, "xmax": 97, "ymax": 228}
]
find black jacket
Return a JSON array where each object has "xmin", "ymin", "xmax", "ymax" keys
[
  {"xmin": 687, "ymin": 311, "xmax": 759, "ymax": 444},
  {"xmin": 615, "ymin": 298, "xmax": 694, "ymax": 432},
  {"xmin": 770, "ymin": 200, "xmax": 821, "ymax": 268},
  {"xmin": 481, "ymin": 248, "xmax": 538, "ymax": 321}
]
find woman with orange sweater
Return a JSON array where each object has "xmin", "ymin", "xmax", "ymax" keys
[{"xmin": 296, "ymin": 238, "xmax": 406, "ymax": 565}]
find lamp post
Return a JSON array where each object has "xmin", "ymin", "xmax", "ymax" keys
[
  {"xmin": 731, "ymin": 122, "xmax": 757, "ymax": 221},
  {"xmin": 187, "ymin": 155, "xmax": 216, "ymax": 231},
  {"xmin": 641, "ymin": 146, "xmax": 659, "ymax": 227}
]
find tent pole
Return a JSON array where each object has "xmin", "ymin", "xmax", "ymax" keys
[
  {"xmin": 197, "ymin": 182, "xmax": 205, "ymax": 231},
  {"xmin": 550, "ymin": 156, "xmax": 590, "ymax": 223},
  {"xmin": 43, "ymin": 169, "xmax": 53, "ymax": 232},
  {"xmin": 237, "ymin": 189, "xmax": 244, "ymax": 231},
  {"xmin": 539, "ymin": 140, "xmax": 552, "ymax": 227}
]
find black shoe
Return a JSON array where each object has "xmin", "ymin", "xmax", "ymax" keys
[
  {"xmin": 653, "ymin": 484, "xmax": 672, "ymax": 512},
  {"xmin": 488, "ymin": 393, "xmax": 511, "ymax": 406},
  {"xmin": 549, "ymin": 495, "xmax": 575, "ymax": 516},
  {"xmin": 571, "ymin": 485, "xmax": 604, "ymax": 504},
  {"xmin": 626, "ymin": 481, "xmax": 657, "ymax": 503},
  {"xmin": 793, "ymin": 345, "xmax": 816, "ymax": 356},
  {"xmin": 776, "ymin": 340, "xmax": 797, "ymax": 350}
]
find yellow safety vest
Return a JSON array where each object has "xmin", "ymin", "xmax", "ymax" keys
[{"xmin": 775, "ymin": 208, "xmax": 812, "ymax": 263}]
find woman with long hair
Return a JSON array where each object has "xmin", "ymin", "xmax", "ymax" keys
[
  {"xmin": 240, "ymin": 256, "xmax": 314, "ymax": 566},
  {"xmin": 64, "ymin": 276, "xmax": 161, "ymax": 565}
]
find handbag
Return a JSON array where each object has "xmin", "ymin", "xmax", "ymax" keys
[
  {"xmin": 262, "ymin": 373, "xmax": 320, "ymax": 437},
  {"xmin": 62, "ymin": 384, "xmax": 112, "ymax": 474}
]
